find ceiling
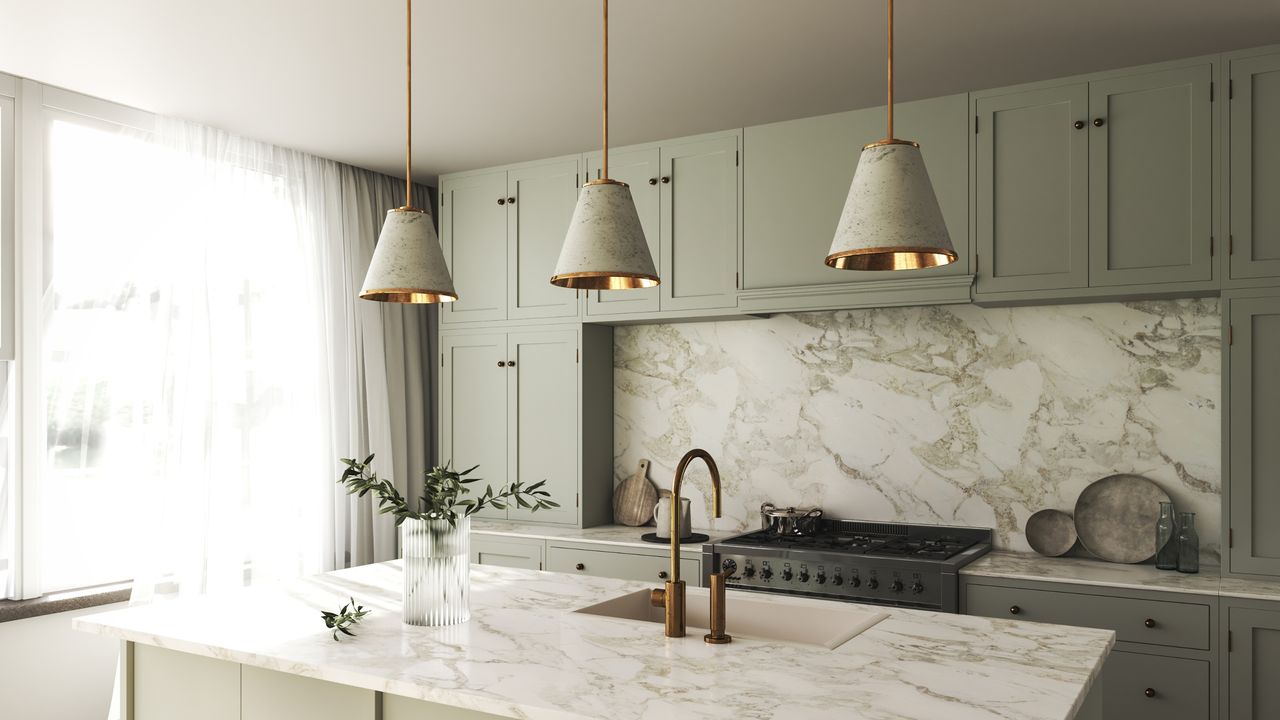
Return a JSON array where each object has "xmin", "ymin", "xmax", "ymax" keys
[{"xmin": 3, "ymin": 0, "xmax": 1279, "ymax": 183}]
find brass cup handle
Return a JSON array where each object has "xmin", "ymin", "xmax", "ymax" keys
[
  {"xmin": 1073, "ymin": 120, "xmax": 1086, "ymax": 129},
  {"xmin": 1144, "ymin": 618, "xmax": 1156, "ymax": 628},
  {"xmin": 1144, "ymin": 688, "xmax": 1156, "ymax": 698},
  {"xmin": 660, "ymin": 176, "xmax": 671, "ymax": 184},
  {"xmin": 658, "ymin": 570, "xmax": 668, "ymax": 579},
  {"xmin": 575, "ymin": 563, "xmax": 585, "ymax": 571},
  {"xmin": 497, "ymin": 361, "xmax": 506, "ymax": 367},
  {"xmin": 1009, "ymin": 605, "xmax": 1021, "ymax": 615},
  {"xmin": 497, "ymin": 198, "xmax": 506, "ymax": 205},
  {"xmin": 648, "ymin": 178, "xmax": 658, "ymax": 185},
  {"xmin": 507, "ymin": 196, "xmax": 516, "ymax": 204},
  {"xmin": 1093, "ymin": 118, "xmax": 1105, "ymax": 127}
]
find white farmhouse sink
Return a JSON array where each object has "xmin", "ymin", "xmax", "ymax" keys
[{"xmin": 574, "ymin": 587, "xmax": 888, "ymax": 649}]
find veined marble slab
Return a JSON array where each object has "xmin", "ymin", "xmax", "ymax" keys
[
  {"xmin": 615, "ymin": 300, "xmax": 1221, "ymax": 561},
  {"xmin": 469, "ymin": 519, "xmax": 730, "ymax": 556},
  {"xmin": 75, "ymin": 562, "xmax": 1112, "ymax": 720}
]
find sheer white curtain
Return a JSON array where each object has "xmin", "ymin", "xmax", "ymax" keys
[{"xmin": 79, "ymin": 116, "xmax": 434, "ymax": 603}]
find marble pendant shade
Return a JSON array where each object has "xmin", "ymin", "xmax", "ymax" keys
[
  {"xmin": 360, "ymin": 208, "xmax": 458, "ymax": 303},
  {"xmin": 825, "ymin": 141, "xmax": 958, "ymax": 271},
  {"xmin": 551, "ymin": 180, "xmax": 659, "ymax": 289}
]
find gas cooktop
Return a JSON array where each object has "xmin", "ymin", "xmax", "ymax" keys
[{"xmin": 721, "ymin": 519, "xmax": 990, "ymax": 560}]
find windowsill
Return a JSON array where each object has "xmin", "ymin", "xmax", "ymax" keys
[{"xmin": 0, "ymin": 581, "xmax": 132, "ymax": 624}]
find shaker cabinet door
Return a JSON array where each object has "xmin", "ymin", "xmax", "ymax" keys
[
  {"xmin": 1227, "ymin": 295, "xmax": 1280, "ymax": 576},
  {"xmin": 1229, "ymin": 52, "xmax": 1280, "ymax": 282},
  {"xmin": 440, "ymin": 171, "xmax": 510, "ymax": 324},
  {"xmin": 1088, "ymin": 65, "xmax": 1214, "ymax": 287},
  {"xmin": 507, "ymin": 158, "xmax": 582, "ymax": 321},
  {"xmin": 584, "ymin": 147, "xmax": 662, "ymax": 316},
  {"xmin": 440, "ymin": 333, "xmax": 509, "ymax": 519},
  {"xmin": 660, "ymin": 133, "xmax": 740, "ymax": 311},
  {"xmin": 507, "ymin": 330, "xmax": 578, "ymax": 525},
  {"xmin": 973, "ymin": 83, "xmax": 1089, "ymax": 294},
  {"xmin": 1227, "ymin": 605, "xmax": 1280, "ymax": 720}
]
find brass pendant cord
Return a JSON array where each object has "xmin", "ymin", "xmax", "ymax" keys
[
  {"xmin": 404, "ymin": 0, "xmax": 415, "ymax": 210},
  {"xmin": 885, "ymin": 0, "xmax": 894, "ymax": 141},
  {"xmin": 601, "ymin": 0, "xmax": 609, "ymax": 180}
]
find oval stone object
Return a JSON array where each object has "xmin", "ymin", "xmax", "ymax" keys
[{"xmin": 1074, "ymin": 474, "xmax": 1172, "ymax": 564}]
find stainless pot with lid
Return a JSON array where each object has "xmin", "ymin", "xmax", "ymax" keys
[{"xmin": 760, "ymin": 502, "xmax": 823, "ymax": 536}]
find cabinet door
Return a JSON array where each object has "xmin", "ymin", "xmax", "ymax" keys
[
  {"xmin": 440, "ymin": 171, "xmax": 509, "ymax": 323},
  {"xmin": 1103, "ymin": 651, "xmax": 1210, "ymax": 720},
  {"xmin": 242, "ymin": 665, "xmax": 376, "ymax": 720},
  {"xmin": 974, "ymin": 83, "xmax": 1089, "ymax": 294},
  {"xmin": 744, "ymin": 94, "xmax": 970, "ymax": 290},
  {"xmin": 1227, "ymin": 605, "xmax": 1280, "ymax": 719},
  {"xmin": 1229, "ymin": 52, "xmax": 1280, "ymax": 281},
  {"xmin": 1228, "ymin": 295, "xmax": 1280, "ymax": 575},
  {"xmin": 1088, "ymin": 65, "xmax": 1213, "ymax": 286},
  {"xmin": 134, "ymin": 644, "xmax": 240, "ymax": 720},
  {"xmin": 440, "ymin": 333, "xmax": 508, "ymax": 520},
  {"xmin": 507, "ymin": 330, "xmax": 577, "ymax": 525},
  {"xmin": 660, "ymin": 134, "xmax": 740, "ymax": 311},
  {"xmin": 584, "ymin": 147, "xmax": 661, "ymax": 315},
  {"xmin": 507, "ymin": 158, "xmax": 582, "ymax": 321}
]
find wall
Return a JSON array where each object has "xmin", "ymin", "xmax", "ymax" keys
[
  {"xmin": 614, "ymin": 299, "xmax": 1221, "ymax": 560},
  {"xmin": 0, "ymin": 603, "xmax": 124, "ymax": 720}
]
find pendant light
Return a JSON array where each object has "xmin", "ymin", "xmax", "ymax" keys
[
  {"xmin": 825, "ymin": 0, "xmax": 957, "ymax": 271},
  {"xmin": 550, "ymin": 0, "xmax": 659, "ymax": 290},
  {"xmin": 360, "ymin": 0, "xmax": 458, "ymax": 303}
]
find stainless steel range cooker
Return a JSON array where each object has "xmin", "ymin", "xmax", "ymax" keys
[{"xmin": 702, "ymin": 519, "xmax": 992, "ymax": 613}]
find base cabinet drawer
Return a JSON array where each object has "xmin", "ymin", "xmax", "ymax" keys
[
  {"xmin": 964, "ymin": 583, "xmax": 1210, "ymax": 650},
  {"xmin": 470, "ymin": 535, "xmax": 544, "ymax": 570},
  {"xmin": 547, "ymin": 544, "xmax": 700, "ymax": 584},
  {"xmin": 1104, "ymin": 651, "xmax": 1209, "ymax": 720}
]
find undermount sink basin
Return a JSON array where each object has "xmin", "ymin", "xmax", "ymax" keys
[{"xmin": 574, "ymin": 586, "xmax": 889, "ymax": 649}]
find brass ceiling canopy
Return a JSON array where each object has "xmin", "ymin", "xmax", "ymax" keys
[{"xmin": 825, "ymin": 0, "xmax": 958, "ymax": 272}]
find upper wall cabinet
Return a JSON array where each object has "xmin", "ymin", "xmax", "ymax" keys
[
  {"xmin": 660, "ymin": 132, "xmax": 741, "ymax": 312},
  {"xmin": 439, "ymin": 156, "xmax": 582, "ymax": 325},
  {"xmin": 583, "ymin": 147, "xmax": 661, "ymax": 316},
  {"xmin": 1227, "ymin": 49, "xmax": 1280, "ymax": 285},
  {"xmin": 973, "ymin": 59, "xmax": 1217, "ymax": 302},
  {"xmin": 740, "ymin": 94, "xmax": 973, "ymax": 312}
]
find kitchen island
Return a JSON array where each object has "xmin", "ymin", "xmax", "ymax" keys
[{"xmin": 76, "ymin": 561, "xmax": 1113, "ymax": 720}]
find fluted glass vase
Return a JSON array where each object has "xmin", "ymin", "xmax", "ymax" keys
[{"xmin": 401, "ymin": 516, "xmax": 470, "ymax": 626}]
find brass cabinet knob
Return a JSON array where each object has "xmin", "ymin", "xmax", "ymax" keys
[
  {"xmin": 658, "ymin": 570, "xmax": 668, "ymax": 579},
  {"xmin": 660, "ymin": 176, "xmax": 671, "ymax": 184},
  {"xmin": 1009, "ymin": 605, "xmax": 1021, "ymax": 615},
  {"xmin": 1073, "ymin": 120, "xmax": 1086, "ymax": 129},
  {"xmin": 575, "ymin": 563, "xmax": 585, "ymax": 571},
  {"xmin": 507, "ymin": 196, "xmax": 516, "ymax": 204},
  {"xmin": 648, "ymin": 178, "xmax": 658, "ymax": 185},
  {"xmin": 508, "ymin": 360, "xmax": 516, "ymax": 367},
  {"xmin": 1144, "ymin": 618, "xmax": 1156, "ymax": 628},
  {"xmin": 1093, "ymin": 118, "xmax": 1105, "ymax": 127},
  {"xmin": 1144, "ymin": 688, "xmax": 1156, "ymax": 698},
  {"xmin": 497, "ymin": 198, "xmax": 506, "ymax": 205},
  {"xmin": 497, "ymin": 361, "xmax": 506, "ymax": 367}
]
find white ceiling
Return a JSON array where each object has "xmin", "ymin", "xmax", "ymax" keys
[{"xmin": 3, "ymin": 0, "xmax": 1279, "ymax": 183}]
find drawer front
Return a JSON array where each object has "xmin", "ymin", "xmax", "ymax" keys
[
  {"xmin": 470, "ymin": 535, "xmax": 544, "ymax": 570},
  {"xmin": 1103, "ymin": 651, "xmax": 1209, "ymax": 720},
  {"xmin": 965, "ymin": 583, "xmax": 1210, "ymax": 650},
  {"xmin": 547, "ymin": 545, "xmax": 700, "ymax": 584}
]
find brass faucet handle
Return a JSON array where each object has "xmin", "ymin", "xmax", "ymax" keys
[
  {"xmin": 650, "ymin": 587, "xmax": 667, "ymax": 608},
  {"xmin": 704, "ymin": 572, "xmax": 732, "ymax": 645}
]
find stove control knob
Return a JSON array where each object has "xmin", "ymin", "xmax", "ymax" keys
[
  {"xmin": 890, "ymin": 579, "xmax": 904, "ymax": 593},
  {"xmin": 743, "ymin": 564, "xmax": 755, "ymax": 578},
  {"xmin": 832, "ymin": 573, "xmax": 844, "ymax": 586},
  {"xmin": 866, "ymin": 577, "xmax": 879, "ymax": 590},
  {"xmin": 721, "ymin": 559, "xmax": 738, "ymax": 575},
  {"xmin": 815, "ymin": 572, "xmax": 827, "ymax": 585},
  {"xmin": 911, "ymin": 581, "xmax": 924, "ymax": 595},
  {"xmin": 848, "ymin": 575, "xmax": 860, "ymax": 588},
  {"xmin": 782, "ymin": 567, "xmax": 794, "ymax": 581},
  {"xmin": 760, "ymin": 565, "xmax": 773, "ymax": 580},
  {"xmin": 798, "ymin": 570, "xmax": 810, "ymax": 583}
]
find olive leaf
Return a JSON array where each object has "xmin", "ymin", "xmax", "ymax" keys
[{"xmin": 320, "ymin": 597, "xmax": 370, "ymax": 642}]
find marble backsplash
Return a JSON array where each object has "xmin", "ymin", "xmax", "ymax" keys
[{"xmin": 614, "ymin": 299, "xmax": 1222, "ymax": 561}]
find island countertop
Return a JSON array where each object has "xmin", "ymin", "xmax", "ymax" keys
[{"xmin": 75, "ymin": 562, "xmax": 1113, "ymax": 720}]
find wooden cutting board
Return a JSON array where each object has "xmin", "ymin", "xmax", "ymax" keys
[{"xmin": 613, "ymin": 459, "xmax": 658, "ymax": 527}]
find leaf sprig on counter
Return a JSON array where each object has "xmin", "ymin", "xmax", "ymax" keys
[
  {"xmin": 338, "ymin": 455, "xmax": 559, "ymax": 528},
  {"xmin": 321, "ymin": 597, "xmax": 370, "ymax": 642}
]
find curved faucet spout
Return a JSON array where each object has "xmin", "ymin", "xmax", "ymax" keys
[
  {"xmin": 651, "ymin": 448, "xmax": 728, "ymax": 643},
  {"xmin": 669, "ymin": 449, "xmax": 722, "ymax": 586}
]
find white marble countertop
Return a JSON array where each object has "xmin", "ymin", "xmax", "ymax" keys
[
  {"xmin": 470, "ymin": 520, "xmax": 732, "ymax": 556},
  {"xmin": 962, "ymin": 551, "xmax": 1280, "ymax": 601},
  {"xmin": 76, "ymin": 562, "xmax": 1112, "ymax": 720}
]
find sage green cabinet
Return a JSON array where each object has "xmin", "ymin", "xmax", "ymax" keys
[
  {"xmin": 242, "ymin": 666, "xmax": 376, "ymax": 720},
  {"xmin": 1227, "ymin": 50, "xmax": 1280, "ymax": 284},
  {"xmin": 973, "ymin": 60, "xmax": 1217, "ymax": 302},
  {"xmin": 743, "ymin": 94, "xmax": 972, "ymax": 301},
  {"xmin": 1104, "ymin": 650, "xmax": 1210, "ymax": 720},
  {"xmin": 659, "ymin": 132, "xmax": 741, "ymax": 312},
  {"xmin": 470, "ymin": 534, "xmax": 544, "ymax": 570},
  {"xmin": 440, "ymin": 157, "xmax": 581, "ymax": 325},
  {"xmin": 974, "ymin": 84, "xmax": 1088, "ymax": 294},
  {"xmin": 440, "ymin": 170, "xmax": 508, "ymax": 323},
  {"xmin": 546, "ymin": 541, "xmax": 701, "ymax": 585},
  {"xmin": 1225, "ymin": 293, "xmax": 1280, "ymax": 576},
  {"xmin": 1088, "ymin": 65, "xmax": 1213, "ymax": 287},
  {"xmin": 439, "ymin": 325, "xmax": 614, "ymax": 527},
  {"xmin": 1224, "ymin": 600, "xmax": 1280, "ymax": 720},
  {"xmin": 583, "ymin": 146, "xmax": 661, "ymax": 316},
  {"xmin": 133, "ymin": 644, "xmax": 240, "ymax": 720}
]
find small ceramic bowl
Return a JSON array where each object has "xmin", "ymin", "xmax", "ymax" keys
[{"xmin": 1026, "ymin": 509, "xmax": 1078, "ymax": 557}]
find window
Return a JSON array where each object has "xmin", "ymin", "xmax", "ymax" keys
[{"xmin": 0, "ymin": 83, "xmax": 15, "ymax": 598}]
